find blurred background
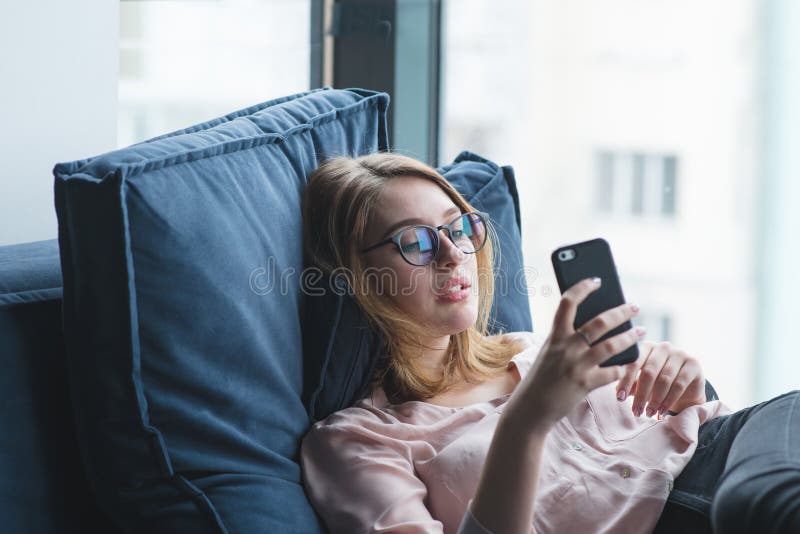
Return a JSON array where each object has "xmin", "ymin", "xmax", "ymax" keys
[{"xmin": 2, "ymin": 0, "xmax": 798, "ymax": 410}]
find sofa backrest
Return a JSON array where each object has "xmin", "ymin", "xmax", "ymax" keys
[{"xmin": 52, "ymin": 87, "xmax": 388, "ymax": 533}]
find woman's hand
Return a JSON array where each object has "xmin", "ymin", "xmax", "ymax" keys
[
  {"xmin": 504, "ymin": 277, "xmax": 647, "ymax": 436},
  {"xmin": 616, "ymin": 340, "xmax": 707, "ymax": 419}
]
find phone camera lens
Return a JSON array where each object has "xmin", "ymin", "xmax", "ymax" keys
[{"xmin": 559, "ymin": 249, "xmax": 576, "ymax": 261}]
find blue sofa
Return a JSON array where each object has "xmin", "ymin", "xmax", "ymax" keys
[{"xmin": 0, "ymin": 87, "xmax": 716, "ymax": 533}]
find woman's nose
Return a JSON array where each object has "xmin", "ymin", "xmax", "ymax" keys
[{"xmin": 436, "ymin": 230, "xmax": 466, "ymax": 265}]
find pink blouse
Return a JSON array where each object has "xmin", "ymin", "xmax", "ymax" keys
[{"xmin": 300, "ymin": 331, "xmax": 733, "ymax": 533}]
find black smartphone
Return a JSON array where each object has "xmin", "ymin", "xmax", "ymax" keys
[{"xmin": 550, "ymin": 237, "xmax": 638, "ymax": 367}]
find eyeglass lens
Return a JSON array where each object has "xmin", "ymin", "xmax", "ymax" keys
[{"xmin": 398, "ymin": 213, "xmax": 486, "ymax": 266}]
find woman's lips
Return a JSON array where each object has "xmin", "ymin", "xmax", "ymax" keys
[{"xmin": 436, "ymin": 285, "xmax": 471, "ymax": 303}]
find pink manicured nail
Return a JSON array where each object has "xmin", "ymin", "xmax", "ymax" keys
[
  {"xmin": 617, "ymin": 390, "xmax": 627, "ymax": 401},
  {"xmin": 629, "ymin": 303, "xmax": 640, "ymax": 313},
  {"xmin": 646, "ymin": 406, "xmax": 655, "ymax": 418},
  {"xmin": 633, "ymin": 405, "xmax": 643, "ymax": 417}
]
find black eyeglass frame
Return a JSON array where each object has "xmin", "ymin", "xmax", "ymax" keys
[{"xmin": 359, "ymin": 210, "xmax": 490, "ymax": 266}]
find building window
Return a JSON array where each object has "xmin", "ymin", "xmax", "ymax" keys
[
  {"xmin": 632, "ymin": 312, "xmax": 672, "ymax": 343},
  {"xmin": 662, "ymin": 156, "xmax": 677, "ymax": 216},
  {"xmin": 595, "ymin": 151, "xmax": 679, "ymax": 218},
  {"xmin": 596, "ymin": 152, "xmax": 615, "ymax": 212}
]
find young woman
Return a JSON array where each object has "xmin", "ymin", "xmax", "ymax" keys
[{"xmin": 299, "ymin": 152, "xmax": 800, "ymax": 534}]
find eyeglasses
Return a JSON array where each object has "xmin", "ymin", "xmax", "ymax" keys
[{"xmin": 360, "ymin": 211, "xmax": 489, "ymax": 266}]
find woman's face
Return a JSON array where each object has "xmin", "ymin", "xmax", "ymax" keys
[{"xmin": 361, "ymin": 175, "xmax": 479, "ymax": 337}]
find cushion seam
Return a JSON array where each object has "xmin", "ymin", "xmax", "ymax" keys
[
  {"xmin": 57, "ymin": 87, "xmax": 332, "ymax": 174},
  {"xmin": 172, "ymin": 474, "xmax": 229, "ymax": 533},
  {"xmin": 145, "ymin": 87, "xmax": 331, "ymax": 141},
  {"xmin": 469, "ymin": 166, "xmax": 505, "ymax": 206},
  {"xmin": 0, "ymin": 286, "xmax": 62, "ymax": 298},
  {"xmin": 65, "ymin": 93, "xmax": 388, "ymax": 181},
  {"xmin": 119, "ymin": 176, "xmax": 175, "ymax": 479}
]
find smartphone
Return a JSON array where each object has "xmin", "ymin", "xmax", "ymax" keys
[{"xmin": 550, "ymin": 237, "xmax": 638, "ymax": 367}]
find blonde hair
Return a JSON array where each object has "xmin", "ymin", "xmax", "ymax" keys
[{"xmin": 302, "ymin": 151, "xmax": 523, "ymax": 405}]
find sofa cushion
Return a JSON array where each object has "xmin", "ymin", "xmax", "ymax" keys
[
  {"xmin": 54, "ymin": 87, "xmax": 389, "ymax": 533},
  {"xmin": 0, "ymin": 239, "xmax": 124, "ymax": 534},
  {"xmin": 0, "ymin": 239, "xmax": 63, "ymax": 305},
  {"xmin": 303, "ymin": 150, "xmax": 533, "ymax": 423}
]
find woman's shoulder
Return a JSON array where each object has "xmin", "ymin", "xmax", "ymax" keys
[
  {"xmin": 306, "ymin": 386, "xmax": 411, "ymax": 435},
  {"xmin": 310, "ymin": 399, "xmax": 387, "ymax": 431},
  {"xmin": 302, "ymin": 394, "xmax": 431, "ymax": 461},
  {"xmin": 301, "ymin": 407, "xmax": 407, "ymax": 470}
]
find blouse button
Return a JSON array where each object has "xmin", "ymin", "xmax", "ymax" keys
[
  {"xmin": 668, "ymin": 481, "xmax": 674, "ymax": 491},
  {"xmin": 570, "ymin": 442, "xmax": 583, "ymax": 451},
  {"xmin": 621, "ymin": 467, "xmax": 631, "ymax": 479}
]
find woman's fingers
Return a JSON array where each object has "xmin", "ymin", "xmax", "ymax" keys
[
  {"xmin": 656, "ymin": 358, "xmax": 705, "ymax": 416},
  {"xmin": 553, "ymin": 288, "xmax": 651, "ymax": 407},
  {"xmin": 631, "ymin": 343, "xmax": 706, "ymax": 418},
  {"xmin": 586, "ymin": 364, "xmax": 627, "ymax": 391},
  {"xmin": 582, "ymin": 323, "xmax": 646, "ymax": 369},
  {"xmin": 620, "ymin": 343, "xmax": 707, "ymax": 418},
  {"xmin": 616, "ymin": 341, "xmax": 653, "ymax": 400},
  {"xmin": 631, "ymin": 343, "xmax": 669, "ymax": 417},
  {"xmin": 577, "ymin": 301, "xmax": 640, "ymax": 348},
  {"xmin": 643, "ymin": 356, "xmax": 684, "ymax": 417},
  {"xmin": 552, "ymin": 277, "xmax": 601, "ymax": 337}
]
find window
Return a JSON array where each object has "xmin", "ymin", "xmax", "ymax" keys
[
  {"xmin": 439, "ymin": 0, "xmax": 530, "ymax": 169},
  {"xmin": 594, "ymin": 151, "xmax": 679, "ymax": 218},
  {"xmin": 119, "ymin": 0, "xmax": 310, "ymax": 147},
  {"xmin": 439, "ymin": 0, "xmax": 792, "ymax": 410},
  {"xmin": 109, "ymin": 0, "xmax": 799, "ymax": 411},
  {"xmin": 632, "ymin": 312, "xmax": 672, "ymax": 344}
]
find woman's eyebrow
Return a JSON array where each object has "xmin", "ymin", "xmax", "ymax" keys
[{"xmin": 382, "ymin": 205, "xmax": 461, "ymax": 239}]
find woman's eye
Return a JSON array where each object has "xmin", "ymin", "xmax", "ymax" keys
[
  {"xmin": 452, "ymin": 230, "xmax": 464, "ymax": 238},
  {"xmin": 401, "ymin": 242, "xmax": 420, "ymax": 253}
]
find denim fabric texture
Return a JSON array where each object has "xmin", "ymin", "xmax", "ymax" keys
[{"xmin": 654, "ymin": 389, "xmax": 800, "ymax": 533}]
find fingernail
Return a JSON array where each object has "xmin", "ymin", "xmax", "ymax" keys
[
  {"xmin": 591, "ymin": 277, "xmax": 601, "ymax": 285},
  {"xmin": 635, "ymin": 326, "xmax": 646, "ymax": 337},
  {"xmin": 633, "ymin": 405, "xmax": 642, "ymax": 417},
  {"xmin": 629, "ymin": 303, "xmax": 640, "ymax": 313},
  {"xmin": 646, "ymin": 406, "xmax": 655, "ymax": 418},
  {"xmin": 658, "ymin": 406, "xmax": 667, "ymax": 417},
  {"xmin": 617, "ymin": 389, "xmax": 627, "ymax": 401}
]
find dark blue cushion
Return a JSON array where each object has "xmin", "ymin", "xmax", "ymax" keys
[
  {"xmin": 0, "ymin": 239, "xmax": 63, "ymax": 305},
  {"xmin": 303, "ymin": 150, "xmax": 533, "ymax": 423},
  {"xmin": 0, "ymin": 239, "xmax": 123, "ymax": 534},
  {"xmin": 54, "ymin": 87, "xmax": 389, "ymax": 533}
]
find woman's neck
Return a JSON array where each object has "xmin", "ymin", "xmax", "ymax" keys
[{"xmin": 413, "ymin": 334, "xmax": 453, "ymax": 381}]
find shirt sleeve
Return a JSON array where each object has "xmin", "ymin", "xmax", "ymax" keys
[{"xmin": 300, "ymin": 422, "xmax": 445, "ymax": 533}]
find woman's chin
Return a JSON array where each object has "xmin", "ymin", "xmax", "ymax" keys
[{"xmin": 437, "ymin": 310, "xmax": 479, "ymax": 335}]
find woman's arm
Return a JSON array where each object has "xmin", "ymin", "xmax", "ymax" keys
[
  {"xmin": 465, "ymin": 404, "xmax": 549, "ymax": 534},
  {"xmin": 300, "ymin": 423, "xmax": 447, "ymax": 533},
  {"xmin": 466, "ymin": 277, "xmax": 644, "ymax": 533}
]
